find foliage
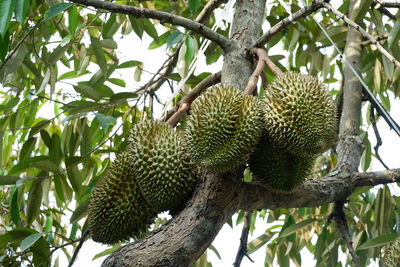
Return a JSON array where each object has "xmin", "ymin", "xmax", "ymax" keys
[{"xmin": 0, "ymin": 0, "xmax": 399, "ymax": 266}]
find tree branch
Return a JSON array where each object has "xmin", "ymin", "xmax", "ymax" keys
[
  {"xmin": 69, "ymin": 0, "xmax": 232, "ymax": 51},
  {"xmin": 379, "ymin": 1, "xmax": 400, "ymax": 8},
  {"xmin": 371, "ymin": 0, "xmax": 396, "ymax": 19},
  {"xmin": 165, "ymin": 72, "xmax": 221, "ymax": 127},
  {"xmin": 102, "ymin": 167, "xmax": 400, "ymax": 266},
  {"xmin": 322, "ymin": 2, "xmax": 400, "ymax": 69},
  {"xmin": 327, "ymin": 201, "xmax": 361, "ymax": 267},
  {"xmin": 233, "ymin": 211, "xmax": 253, "ymax": 267},
  {"xmin": 253, "ymin": 0, "xmax": 325, "ymax": 48},
  {"xmin": 196, "ymin": 0, "xmax": 229, "ymax": 24}
]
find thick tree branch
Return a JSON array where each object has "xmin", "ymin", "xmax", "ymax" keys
[
  {"xmin": 69, "ymin": 0, "xmax": 232, "ymax": 51},
  {"xmin": 322, "ymin": 2, "xmax": 400, "ymax": 69},
  {"xmin": 253, "ymin": 0, "xmax": 325, "ymax": 48},
  {"xmin": 165, "ymin": 72, "xmax": 221, "ymax": 127},
  {"xmin": 102, "ymin": 167, "xmax": 400, "ymax": 266}
]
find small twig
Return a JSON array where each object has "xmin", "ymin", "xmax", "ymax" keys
[
  {"xmin": 196, "ymin": 0, "xmax": 229, "ymax": 24},
  {"xmin": 165, "ymin": 72, "xmax": 221, "ymax": 127},
  {"xmin": 49, "ymin": 238, "xmax": 82, "ymax": 257},
  {"xmin": 69, "ymin": 0, "xmax": 231, "ymax": 50},
  {"xmin": 361, "ymin": 34, "xmax": 388, "ymax": 47},
  {"xmin": 249, "ymin": 48, "xmax": 284, "ymax": 79},
  {"xmin": 371, "ymin": 0, "xmax": 396, "ymax": 19},
  {"xmin": 253, "ymin": 0, "xmax": 324, "ymax": 48},
  {"xmin": 370, "ymin": 107, "xmax": 390, "ymax": 170},
  {"xmin": 233, "ymin": 211, "xmax": 254, "ymax": 267},
  {"xmin": 379, "ymin": 1, "xmax": 400, "ymax": 8},
  {"xmin": 323, "ymin": 2, "xmax": 400, "ymax": 69},
  {"xmin": 328, "ymin": 200, "xmax": 361, "ymax": 267},
  {"xmin": 68, "ymin": 230, "xmax": 89, "ymax": 267},
  {"xmin": 244, "ymin": 49, "xmax": 267, "ymax": 95}
]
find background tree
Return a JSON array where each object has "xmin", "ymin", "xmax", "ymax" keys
[{"xmin": 0, "ymin": 0, "xmax": 400, "ymax": 266}]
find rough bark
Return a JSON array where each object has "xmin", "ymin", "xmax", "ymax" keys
[{"xmin": 221, "ymin": 0, "xmax": 266, "ymax": 89}]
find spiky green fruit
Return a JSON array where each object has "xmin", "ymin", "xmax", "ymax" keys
[
  {"xmin": 128, "ymin": 120, "xmax": 199, "ymax": 213},
  {"xmin": 249, "ymin": 134, "xmax": 315, "ymax": 192},
  {"xmin": 185, "ymin": 85, "xmax": 263, "ymax": 173},
  {"xmin": 382, "ymin": 237, "xmax": 400, "ymax": 267},
  {"xmin": 263, "ymin": 72, "xmax": 337, "ymax": 156},
  {"xmin": 88, "ymin": 151, "xmax": 156, "ymax": 244}
]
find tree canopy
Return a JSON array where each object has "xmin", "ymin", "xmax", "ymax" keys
[{"xmin": 1, "ymin": 0, "xmax": 400, "ymax": 266}]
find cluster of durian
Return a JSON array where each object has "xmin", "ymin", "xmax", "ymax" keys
[
  {"xmin": 381, "ymin": 237, "xmax": 400, "ymax": 267},
  {"xmin": 88, "ymin": 72, "xmax": 337, "ymax": 244},
  {"xmin": 249, "ymin": 72, "xmax": 337, "ymax": 192},
  {"xmin": 185, "ymin": 73, "xmax": 336, "ymax": 192},
  {"xmin": 88, "ymin": 120, "xmax": 199, "ymax": 244}
]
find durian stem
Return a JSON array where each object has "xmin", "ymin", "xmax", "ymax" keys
[
  {"xmin": 233, "ymin": 211, "xmax": 254, "ymax": 267},
  {"xmin": 244, "ymin": 48, "xmax": 283, "ymax": 95},
  {"xmin": 165, "ymin": 72, "xmax": 221, "ymax": 127}
]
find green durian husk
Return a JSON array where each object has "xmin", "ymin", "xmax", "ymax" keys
[
  {"xmin": 128, "ymin": 120, "xmax": 200, "ymax": 213},
  {"xmin": 88, "ymin": 151, "xmax": 156, "ymax": 244},
  {"xmin": 263, "ymin": 72, "xmax": 337, "ymax": 157},
  {"xmin": 185, "ymin": 85, "xmax": 263, "ymax": 173},
  {"xmin": 249, "ymin": 134, "xmax": 315, "ymax": 192},
  {"xmin": 381, "ymin": 237, "xmax": 400, "ymax": 267}
]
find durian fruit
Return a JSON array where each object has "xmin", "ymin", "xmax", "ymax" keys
[
  {"xmin": 263, "ymin": 72, "xmax": 337, "ymax": 157},
  {"xmin": 249, "ymin": 134, "xmax": 315, "ymax": 192},
  {"xmin": 128, "ymin": 120, "xmax": 200, "ymax": 213},
  {"xmin": 185, "ymin": 85, "xmax": 263, "ymax": 173},
  {"xmin": 381, "ymin": 237, "xmax": 400, "ymax": 267},
  {"xmin": 88, "ymin": 151, "xmax": 156, "ymax": 244}
]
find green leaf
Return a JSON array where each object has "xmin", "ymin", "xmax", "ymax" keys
[
  {"xmin": 102, "ymin": 14, "xmax": 119, "ymax": 39},
  {"xmin": 90, "ymin": 37, "xmax": 108, "ymax": 76},
  {"xmin": 0, "ymin": 176, "xmax": 20, "ymax": 185},
  {"xmin": 117, "ymin": 60, "xmax": 142, "ymax": 69},
  {"xmin": 20, "ymin": 137, "xmax": 37, "ymax": 162},
  {"xmin": 279, "ymin": 219, "xmax": 316, "ymax": 238},
  {"xmin": 134, "ymin": 64, "xmax": 143, "ymax": 82},
  {"xmin": 357, "ymin": 234, "xmax": 399, "ymax": 250},
  {"xmin": 44, "ymin": 3, "xmax": 72, "ymax": 20},
  {"xmin": 108, "ymin": 78, "xmax": 126, "ymax": 87},
  {"xmin": 247, "ymin": 232, "xmax": 275, "ymax": 254},
  {"xmin": 0, "ymin": 31, "xmax": 10, "ymax": 61},
  {"xmin": 92, "ymin": 245, "xmax": 120, "ymax": 260},
  {"xmin": 95, "ymin": 113, "xmax": 116, "ymax": 133},
  {"xmin": 185, "ymin": 36, "xmax": 196, "ymax": 63},
  {"xmin": 20, "ymin": 233, "xmax": 42, "ymax": 252},
  {"xmin": 167, "ymin": 31, "xmax": 184, "ymax": 47},
  {"xmin": 129, "ymin": 16, "xmax": 144, "ymax": 39},
  {"xmin": 26, "ymin": 179, "xmax": 43, "ymax": 225},
  {"xmin": 73, "ymin": 84, "xmax": 101, "ymax": 101},
  {"xmin": 68, "ymin": 4, "xmax": 78, "ymax": 34},
  {"xmin": 70, "ymin": 199, "xmax": 89, "ymax": 224},
  {"xmin": 188, "ymin": 0, "xmax": 201, "ymax": 15},
  {"xmin": 14, "ymin": 0, "xmax": 30, "ymax": 24},
  {"xmin": 11, "ymin": 187, "xmax": 20, "ymax": 224},
  {"xmin": 110, "ymin": 92, "xmax": 137, "ymax": 102},
  {"xmin": 0, "ymin": 228, "xmax": 37, "ymax": 246},
  {"xmin": 0, "ymin": 0, "xmax": 15, "ymax": 38},
  {"xmin": 208, "ymin": 244, "xmax": 221, "ymax": 260},
  {"xmin": 142, "ymin": 18, "xmax": 158, "ymax": 41}
]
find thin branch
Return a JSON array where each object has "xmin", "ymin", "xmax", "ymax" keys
[
  {"xmin": 361, "ymin": 34, "xmax": 388, "ymax": 46},
  {"xmin": 322, "ymin": 2, "xmax": 400, "ymax": 69},
  {"xmin": 69, "ymin": 0, "xmax": 232, "ymax": 50},
  {"xmin": 371, "ymin": 0, "xmax": 396, "ymax": 19},
  {"xmin": 253, "ymin": 0, "xmax": 325, "ymax": 48},
  {"xmin": 165, "ymin": 72, "xmax": 221, "ymax": 127},
  {"xmin": 379, "ymin": 1, "xmax": 400, "ymax": 8},
  {"xmin": 49, "ymin": 238, "xmax": 82, "ymax": 257},
  {"xmin": 327, "ymin": 201, "xmax": 361, "ymax": 267},
  {"xmin": 196, "ymin": 0, "xmax": 229, "ymax": 24},
  {"xmin": 370, "ymin": 107, "xmax": 390, "ymax": 170},
  {"xmin": 68, "ymin": 230, "xmax": 89, "ymax": 267},
  {"xmin": 233, "ymin": 211, "xmax": 254, "ymax": 267},
  {"xmin": 244, "ymin": 49, "xmax": 266, "ymax": 95},
  {"xmin": 248, "ymin": 48, "xmax": 284, "ymax": 79}
]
